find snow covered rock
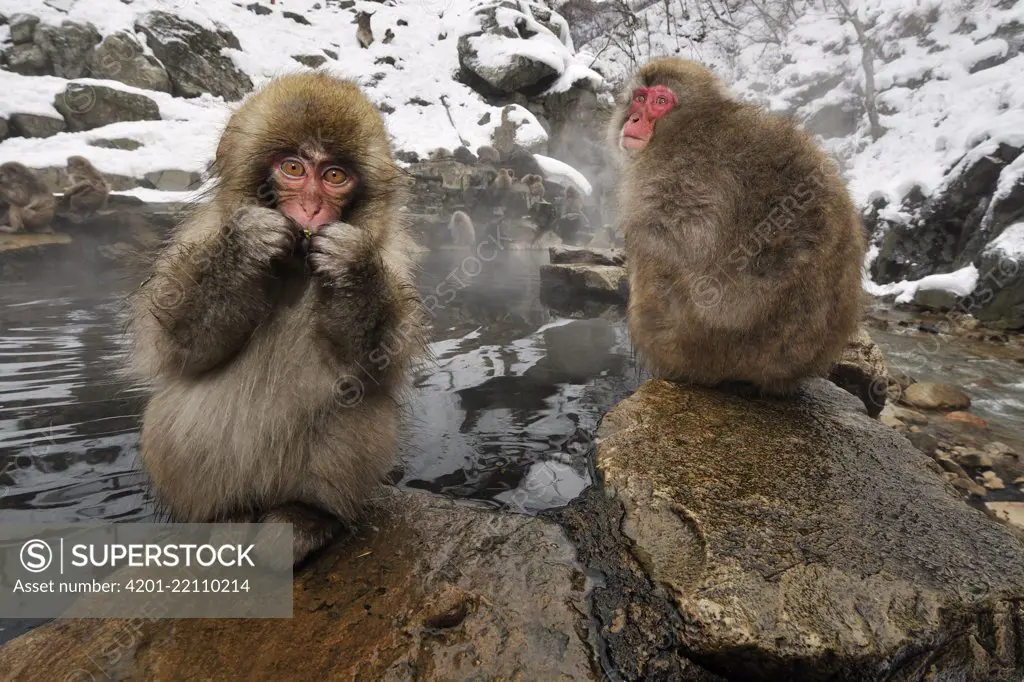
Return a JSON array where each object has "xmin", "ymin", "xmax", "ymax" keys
[
  {"xmin": 458, "ymin": 1, "xmax": 592, "ymax": 96},
  {"xmin": 8, "ymin": 13, "xmax": 40, "ymax": 45},
  {"xmin": 872, "ymin": 142, "xmax": 1023, "ymax": 284},
  {"xmin": 53, "ymin": 83, "xmax": 160, "ymax": 132},
  {"xmin": 975, "ymin": 223, "xmax": 1024, "ymax": 330},
  {"xmin": 134, "ymin": 11, "xmax": 252, "ymax": 101},
  {"xmin": 86, "ymin": 32, "xmax": 172, "ymax": 93},
  {"xmin": 2, "ymin": 43, "xmax": 49, "ymax": 76},
  {"xmin": 7, "ymin": 112, "xmax": 64, "ymax": 138},
  {"xmin": 491, "ymin": 104, "xmax": 547, "ymax": 154},
  {"xmin": 34, "ymin": 20, "xmax": 100, "ymax": 80}
]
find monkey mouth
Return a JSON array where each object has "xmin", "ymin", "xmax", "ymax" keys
[{"xmin": 621, "ymin": 135, "xmax": 648, "ymax": 151}]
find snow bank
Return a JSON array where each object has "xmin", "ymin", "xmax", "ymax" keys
[{"xmin": 865, "ymin": 265, "xmax": 980, "ymax": 304}]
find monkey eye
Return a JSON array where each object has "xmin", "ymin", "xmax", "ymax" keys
[
  {"xmin": 655, "ymin": 96, "xmax": 667, "ymax": 104},
  {"xmin": 634, "ymin": 94, "xmax": 646, "ymax": 103},
  {"xmin": 321, "ymin": 167, "xmax": 349, "ymax": 186},
  {"xmin": 280, "ymin": 158, "xmax": 305, "ymax": 178}
]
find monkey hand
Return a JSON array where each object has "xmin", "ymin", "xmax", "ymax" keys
[
  {"xmin": 224, "ymin": 206, "xmax": 297, "ymax": 266},
  {"xmin": 308, "ymin": 222, "xmax": 371, "ymax": 285}
]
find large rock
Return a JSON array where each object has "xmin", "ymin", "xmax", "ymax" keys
[
  {"xmin": 7, "ymin": 113, "xmax": 65, "ymax": 138},
  {"xmin": 539, "ymin": 262, "xmax": 627, "ymax": 302},
  {"xmin": 0, "ymin": 494, "xmax": 595, "ymax": 680},
  {"xmin": 8, "ymin": 13, "xmax": 40, "ymax": 44},
  {"xmin": 457, "ymin": 2, "xmax": 565, "ymax": 95},
  {"xmin": 592, "ymin": 379, "xmax": 1024, "ymax": 680},
  {"xmin": 975, "ymin": 224, "xmax": 1024, "ymax": 329},
  {"xmin": 134, "ymin": 11, "xmax": 253, "ymax": 101},
  {"xmin": 2, "ymin": 43, "xmax": 50, "ymax": 76},
  {"xmin": 827, "ymin": 328, "xmax": 891, "ymax": 417},
  {"xmin": 86, "ymin": 32, "xmax": 172, "ymax": 93},
  {"xmin": 33, "ymin": 20, "xmax": 101, "ymax": 80},
  {"xmin": 53, "ymin": 83, "xmax": 160, "ymax": 132},
  {"xmin": 901, "ymin": 381, "xmax": 972, "ymax": 411}
]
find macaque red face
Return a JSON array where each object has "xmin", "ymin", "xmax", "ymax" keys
[
  {"xmin": 271, "ymin": 152, "xmax": 357, "ymax": 230},
  {"xmin": 621, "ymin": 84, "xmax": 677, "ymax": 151}
]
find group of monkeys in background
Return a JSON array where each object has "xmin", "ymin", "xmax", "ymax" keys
[
  {"xmin": 447, "ymin": 161, "xmax": 589, "ymax": 247},
  {"xmin": 0, "ymin": 156, "xmax": 110, "ymax": 233},
  {"xmin": 124, "ymin": 58, "xmax": 864, "ymax": 565}
]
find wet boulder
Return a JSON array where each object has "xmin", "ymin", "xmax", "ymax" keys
[
  {"xmin": 0, "ymin": 493, "xmax": 594, "ymax": 681},
  {"xmin": 539, "ymin": 262, "xmax": 627, "ymax": 303},
  {"xmin": 134, "ymin": 11, "xmax": 253, "ymax": 101},
  {"xmin": 86, "ymin": 32, "xmax": 172, "ymax": 93},
  {"xmin": 900, "ymin": 381, "xmax": 972, "ymax": 411},
  {"xmin": 53, "ymin": 83, "xmax": 160, "ymax": 132},
  {"xmin": 33, "ymin": 20, "xmax": 101, "ymax": 79},
  {"xmin": 592, "ymin": 378, "xmax": 1024, "ymax": 680},
  {"xmin": 827, "ymin": 328, "xmax": 891, "ymax": 417}
]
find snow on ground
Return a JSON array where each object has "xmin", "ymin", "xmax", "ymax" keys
[
  {"xmin": 865, "ymin": 264, "xmax": 980, "ymax": 303},
  {"xmin": 534, "ymin": 154, "xmax": 591, "ymax": 194},
  {"xmin": 985, "ymin": 223, "xmax": 1024, "ymax": 259},
  {"xmin": 0, "ymin": 0, "xmax": 598, "ymax": 191}
]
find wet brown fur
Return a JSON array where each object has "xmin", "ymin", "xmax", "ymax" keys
[
  {"xmin": 65, "ymin": 156, "xmax": 110, "ymax": 216},
  {"xmin": 0, "ymin": 162, "xmax": 55, "ymax": 233},
  {"xmin": 610, "ymin": 58, "xmax": 865, "ymax": 394},
  {"xmin": 129, "ymin": 72, "xmax": 426, "ymax": 564}
]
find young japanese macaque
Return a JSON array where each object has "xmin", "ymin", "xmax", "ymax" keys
[
  {"xmin": 524, "ymin": 174, "xmax": 545, "ymax": 208},
  {"xmin": 563, "ymin": 185, "xmax": 584, "ymax": 215},
  {"xmin": 129, "ymin": 72, "xmax": 426, "ymax": 566},
  {"xmin": 448, "ymin": 210, "xmax": 475, "ymax": 245},
  {"xmin": 476, "ymin": 145, "xmax": 500, "ymax": 166},
  {"xmin": 493, "ymin": 168, "xmax": 514, "ymax": 190},
  {"xmin": 64, "ymin": 156, "xmax": 110, "ymax": 216},
  {"xmin": 0, "ymin": 162, "xmax": 56, "ymax": 233},
  {"xmin": 610, "ymin": 58, "xmax": 865, "ymax": 395}
]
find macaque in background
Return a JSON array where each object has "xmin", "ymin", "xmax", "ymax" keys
[
  {"xmin": 523, "ymin": 174, "xmax": 545, "ymax": 208},
  {"xmin": 493, "ymin": 168, "xmax": 514, "ymax": 190},
  {"xmin": 563, "ymin": 185, "xmax": 584, "ymax": 215},
  {"xmin": 0, "ymin": 162, "xmax": 55, "ymax": 233},
  {"xmin": 129, "ymin": 72, "xmax": 426, "ymax": 565},
  {"xmin": 476, "ymin": 145, "xmax": 500, "ymax": 165},
  {"xmin": 64, "ymin": 156, "xmax": 110, "ymax": 216},
  {"xmin": 448, "ymin": 210, "xmax": 475, "ymax": 245},
  {"xmin": 356, "ymin": 11, "xmax": 374, "ymax": 49},
  {"xmin": 610, "ymin": 58, "xmax": 864, "ymax": 395}
]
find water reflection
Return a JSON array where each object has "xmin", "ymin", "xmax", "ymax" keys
[{"xmin": 0, "ymin": 249, "xmax": 638, "ymax": 523}]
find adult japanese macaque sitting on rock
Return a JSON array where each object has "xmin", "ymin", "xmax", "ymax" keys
[
  {"xmin": 129, "ymin": 72, "xmax": 426, "ymax": 566},
  {"xmin": 610, "ymin": 57, "xmax": 865, "ymax": 395}
]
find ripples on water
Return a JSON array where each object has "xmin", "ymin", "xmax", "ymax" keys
[{"xmin": 0, "ymin": 249, "xmax": 639, "ymax": 524}]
